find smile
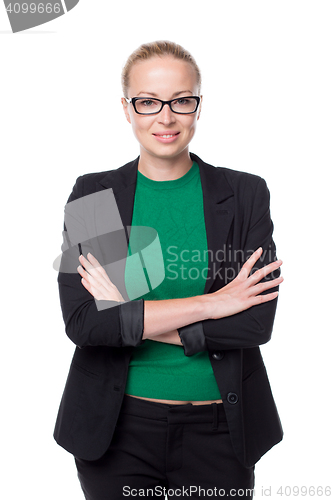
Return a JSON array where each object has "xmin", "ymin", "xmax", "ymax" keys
[{"xmin": 153, "ymin": 132, "xmax": 180, "ymax": 143}]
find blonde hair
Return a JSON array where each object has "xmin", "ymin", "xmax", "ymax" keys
[{"xmin": 121, "ymin": 40, "xmax": 202, "ymax": 98}]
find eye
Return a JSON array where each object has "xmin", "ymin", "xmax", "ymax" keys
[
  {"xmin": 175, "ymin": 98, "xmax": 191, "ymax": 105},
  {"xmin": 141, "ymin": 99, "xmax": 157, "ymax": 107}
]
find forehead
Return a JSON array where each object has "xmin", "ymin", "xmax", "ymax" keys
[{"xmin": 128, "ymin": 56, "xmax": 198, "ymax": 97}]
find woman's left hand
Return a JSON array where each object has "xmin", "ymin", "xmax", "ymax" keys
[{"xmin": 77, "ymin": 253, "xmax": 125, "ymax": 302}]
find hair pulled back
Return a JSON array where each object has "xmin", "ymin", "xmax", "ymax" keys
[{"xmin": 121, "ymin": 40, "xmax": 201, "ymax": 98}]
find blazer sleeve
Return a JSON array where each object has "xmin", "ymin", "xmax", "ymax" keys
[
  {"xmin": 57, "ymin": 175, "xmax": 145, "ymax": 349},
  {"xmin": 178, "ymin": 177, "xmax": 280, "ymax": 355}
]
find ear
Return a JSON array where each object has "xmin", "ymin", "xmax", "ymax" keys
[
  {"xmin": 197, "ymin": 95, "xmax": 203, "ymax": 120},
  {"xmin": 121, "ymin": 97, "xmax": 132, "ymax": 124}
]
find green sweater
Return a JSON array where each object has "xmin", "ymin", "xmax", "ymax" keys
[{"xmin": 124, "ymin": 161, "xmax": 221, "ymax": 400}]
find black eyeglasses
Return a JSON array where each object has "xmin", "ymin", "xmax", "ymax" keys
[{"xmin": 125, "ymin": 96, "xmax": 200, "ymax": 115}]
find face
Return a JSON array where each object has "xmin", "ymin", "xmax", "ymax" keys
[{"xmin": 121, "ymin": 56, "xmax": 202, "ymax": 163}]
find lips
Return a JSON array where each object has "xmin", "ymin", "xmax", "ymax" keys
[{"xmin": 153, "ymin": 131, "xmax": 180, "ymax": 143}]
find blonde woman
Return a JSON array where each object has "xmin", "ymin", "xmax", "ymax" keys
[{"xmin": 54, "ymin": 41, "xmax": 283, "ymax": 500}]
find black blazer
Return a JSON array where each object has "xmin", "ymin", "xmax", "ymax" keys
[{"xmin": 54, "ymin": 153, "xmax": 283, "ymax": 468}]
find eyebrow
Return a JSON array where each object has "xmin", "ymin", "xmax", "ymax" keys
[{"xmin": 136, "ymin": 90, "xmax": 194, "ymax": 97}]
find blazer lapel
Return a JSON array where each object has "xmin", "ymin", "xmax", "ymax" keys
[
  {"xmin": 96, "ymin": 157, "xmax": 140, "ymax": 233},
  {"xmin": 191, "ymin": 153, "xmax": 235, "ymax": 294}
]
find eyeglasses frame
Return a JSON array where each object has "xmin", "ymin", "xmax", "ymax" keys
[{"xmin": 124, "ymin": 96, "xmax": 201, "ymax": 115}]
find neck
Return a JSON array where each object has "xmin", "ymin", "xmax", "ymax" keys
[{"xmin": 138, "ymin": 148, "xmax": 193, "ymax": 181}]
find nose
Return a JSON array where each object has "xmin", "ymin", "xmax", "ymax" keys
[{"xmin": 158, "ymin": 103, "xmax": 176, "ymax": 125}]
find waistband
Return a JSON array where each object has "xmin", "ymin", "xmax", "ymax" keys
[{"xmin": 121, "ymin": 394, "xmax": 227, "ymax": 426}]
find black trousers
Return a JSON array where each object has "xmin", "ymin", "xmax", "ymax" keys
[{"xmin": 75, "ymin": 395, "xmax": 254, "ymax": 500}]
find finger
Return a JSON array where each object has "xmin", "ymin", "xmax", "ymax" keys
[
  {"xmin": 78, "ymin": 253, "xmax": 121, "ymax": 295},
  {"xmin": 83, "ymin": 257, "xmax": 119, "ymax": 293},
  {"xmin": 78, "ymin": 254, "xmax": 95, "ymax": 273},
  {"xmin": 77, "ymin": 264, "xmax": 95, "ymax": 284},
  {"xmin": 79, "ymin": 253, "xmax": 109, "ymax": 281},
  {"xmin": 248, "ymin": 275, "xmax": 284, "ymax": 296},
  {"xmin": 248, "ymin": 259, "xmax": 282, "ymax": 286},
  {"xmin": 80, "ymin": 277, "xmax": 104, "ymax": 300},
  {"xmin": 80, "ymin": 276, "xmax": 93, "ymax": 294},
  {"xmin": 77, "ymin": 265, "xmax": 108, "ymax": 295},
  {"xmin": 79, "ymin": 253, "xmax": 100, "ymax": 272},
  {"xmin": 86, "ymin": 252, "xmax": 106, "ymax": 274},
  {"xmin": 250, "ymin": 290, "xmax": 279, "ymax": 306},
  {"xmin": 237, "ymin": 247, "xmax": 263, "ymax": 280}
]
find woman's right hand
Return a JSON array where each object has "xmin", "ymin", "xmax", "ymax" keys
[
  {"xmin": 208, "ymin": 247, "xmax": 283, "ymax": 320},
  {"xmin": 77, "ymin": 253, "xmax": 126, "ymax": 303}
]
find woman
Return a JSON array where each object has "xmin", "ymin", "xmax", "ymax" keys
[{"xmin": 54, "ymin": 41, "xmax": 283, "ymax": 499}]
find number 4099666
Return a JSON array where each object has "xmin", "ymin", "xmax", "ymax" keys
[
  {"xmin": 272, "ymin": 485, "xmax": 331, "ymax": 496},
  {"xmin": 6, "ymin": 3, "xmax": 62, "ymax": 14}
]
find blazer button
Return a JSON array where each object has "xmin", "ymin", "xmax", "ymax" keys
[
  {"xmin": 211, "ymin": 351, "xmax": 224, "ymax": 361},
  {"xmin": 227, "ymin": 392, "xmax": 239, "ymax": 404}
]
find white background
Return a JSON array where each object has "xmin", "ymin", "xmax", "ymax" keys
[{"xmin": 1, "ymin": 1, "xmax": 332, "ymax": 498}]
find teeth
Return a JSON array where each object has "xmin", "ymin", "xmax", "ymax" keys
[{"xmin": 161, "ymin": 134, "xmax": 174, "ymax": 138}]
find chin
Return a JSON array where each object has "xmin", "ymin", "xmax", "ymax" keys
[
  {"xmin": 148, "ymin": 142, "xmax": 191, "ymax": 160},
  {"xmin": 151, "ymin": 149, "xmax": 188, "ymax": 161}
]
